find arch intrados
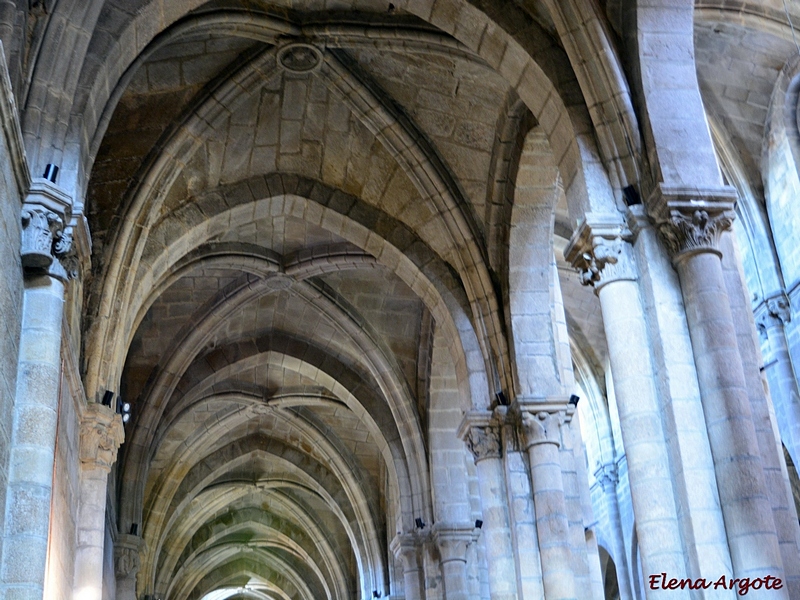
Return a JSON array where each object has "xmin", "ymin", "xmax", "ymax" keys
[
  {"xmin": 82, "ymin": 0, "xmax": 605, "ymax": 406},
  {"xmin": 147, "ymin": 452, "xmax": 370, "ymax": 598},
  {"xmin": 147, "ymin": 427, "xmax": 378, "ymax": 561},
  {"xmin": 168, "ymin": 527, "xmax": 335, "ymax": 600},
  {"xmin": 171, "ymin": 546, "xmax": 316, "ymax": 600},
  {"xmin": 159, "ymin": 483, "xmax": 358, "ymax": 583},
  {"xmin": 128, "ymin": 292, "xmax": 419, "ymax": 514}
]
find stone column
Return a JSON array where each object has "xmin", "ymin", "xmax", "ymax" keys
[
  {"xmin": 433, "ymin": 524, "xmax": 476, "ymax": 600},
  {"xmin": 650, "ymin": 185, "xmax": 787, "ymax": 589},
  {"xmin": 458, "ymin": 412, "xmax": 517, "ymax": 600},
  {"xmin": 498, "ymin": 408, "xmax": 545, "ymax": 600},
  {"xmin": 565, "ymin": 218, "xmax": 693, "ymax": 597},
  {"xmin": 592, "ymin": 463, "xmax": 634, "ymax": 600},
  {"xmin": 114, "ymin": 534, "xmax": 143, "ymax": 600},
  {"xmin": 1, "ymin": 179, "xmax": 74, "ymax": 600},
  {"xmin": 73, "ymin": 403, "xmax": 124, "ymax": 600},
  {"xmin": 756, "ymin": 294, "xmax": 800, "ymax": 467},
  {"xmin": 516, "ymin": 401, "xmax": 576, "ymax": 600},
  {"xmin": 390, "ymin": 534, "xmax": 424, "ymax": 600}
]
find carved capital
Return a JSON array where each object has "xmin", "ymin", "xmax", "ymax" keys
[
  {"xmin": 114, "ymin": 534, "xmax": 142, "ymax": 579},
  {"xmin": 566, "ymin": 216, "xmax": 637, "ymax": 292},
  {"xmin": 20, "ymin": 179, "xmax": 76, "ymax": 279},
  {"xmin": 755, "ymin": 294, "xmax": 792, "ymax": 342},
  {"xmin": 519, "ymin": 410, "xmax": 564, "ymax": 449},
  {"xmin": 80, "ymin": 403, "xmax": 124, "ymax": 472},
  {"xmin": 432, "ymin": 523, "xmax": 478, "ymax": 565},
  {"xmin": 594, "ymin": 462, "xmax": 618, "ymax": 492},
  {"xmin": 20, "ymin": 206, "xmax": 62, "ymax": 269},
  {"xmin": 465, "ymin": 425, "xmax": 501, "ymax": 463},
  {"xmin": 390, "ymin": 534, "xmax": 422, "ymax": 572},
  {"xmin": 647, "ymin": 184, "xmax": 737, "ymax": 261},
  {"xmin": 767, "ymin": 294, "xmax": 792, "ymax": 325}
]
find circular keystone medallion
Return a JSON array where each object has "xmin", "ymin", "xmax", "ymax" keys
[{"xmin": 277, "ymin": 43, "xmax": 323, "ymax": 74}]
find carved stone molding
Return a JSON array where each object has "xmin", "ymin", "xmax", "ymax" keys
[
  {"xmin": 80, "ymin": 403, "xmax": 124, "ymax": 472},
  {"xmin": 277, "ymin": 42, "xmax": 323, "ymax": 74},
  {"xmin": 114, "ymin": 534, "xmax": 142, "ymax": 579},
  {"xmin": 565, "ymin": 215, "xmax": 637, "ymax": 292},
  {"xmin": 647, "ymin": 184, "xmax": 737, "ymax": 261}
]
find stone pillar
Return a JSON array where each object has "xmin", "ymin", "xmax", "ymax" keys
[
  {"xmin": 650, "ymin": 185, "xmax": 787, "ymax": 589},
  {"xmin": 390, "ymin": 534, "xmax": 425, "ymax": 600},
  {"xmin": 114, "ymin": 534, "xmax": 143, "ymax": 600},
  {"xmin": 565, "ymin": 218, "xmax": 693, "ymax": 598},
  {"xmin": 433, "ymin": 524, "xmax": 476, "ymax": 600},
  {"xmin": 498, "ymin": 408, "xmax": 545, "ymax": 600},
  {"xmin": 458, "ymin": 412, "xmax": 517, "ymax": 600},
  {"xmin": 73, "ymin": 403, "xmax": 124, "ymax": 600},
  {"xmin": 516, "ymin": 401, "xmax": 576, "ymax": 600},
  {"xmin": 1, "ymin": 179, "xmax": 74, "ymax": 600},
  {"xmin": 756, "ymin": 294, "xmax": 800, "ymax": 467},
  {"xmin": 592, "ymin": 463, "xmax": 634, "ymax": 600}
]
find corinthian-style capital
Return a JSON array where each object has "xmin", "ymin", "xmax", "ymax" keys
[
  {"xmin": 80, "ymin": 403, "xmax": 124, "ymax": 472},
  {"xmin": 20, "ymin": 178, "xmax": 75, "ymax": 278},
  {"xmin": 565, "ymin": 214, "xmax": 637, "ymax": 292},
  {"xmin": 647, "ymin": 184, "xmax": 737, "ymax": 261}
]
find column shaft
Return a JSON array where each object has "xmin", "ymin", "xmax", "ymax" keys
[
  {"xmin": 596, "ymin": 279, "xmax": 690, "ymax": 598},
  {"xmin": 1, "ymin": 274, "xmax": 64, "ymax": 600},
  {"xmin": 521, "ymin": 410, "xmax": 576, "ymax": 600},
  {"xmin": 677, "ymin": 252, "xmax": 785, "ymax": 583},
  {"xmin": 73, "ymin": 469, "xmax": 109, "ymax": 600}
]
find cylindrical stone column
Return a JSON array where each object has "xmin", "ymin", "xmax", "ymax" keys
[
  {"xmin": 518, "ymin": 405, "xmax": 576, "ymax": 600},
  {"xmin": 651, "ymin": 188, "xmax": 787, "ymax": 590},
  {"xmin": 459, "ymin": 413, "xmax": 517, "ymax": 600},
  {"xmin": 390, "ymin": 534, "xmax": 425, "ymax": 600},
  {"xmin": 434, "ymin": 525, "xmax": 475, "ymax": 600},
  {"xmin": 2, "ymin": 273, "xmax": 65, "ymax": 600},
  {"xmin": 566, "ymin": 215, "xmax": 732, "ymax": 597},
  {"xmin": 756, "ymin": 295, "xmax": 800, "ymax": 467},
  {"xmin": 73, "ymin": 403, "xmax": 124, "ymax": 600}
]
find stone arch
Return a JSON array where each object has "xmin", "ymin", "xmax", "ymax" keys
[
  {"xmin": 763, "ymin": 53, "xmax": 800, "ymax": 288},
  {"xmin": 633, "ymin": 0, "xmax": 723, "ymax": 190},
  {"xmin": 507, "ymin": 125, "xmax": 572, "ymax": 398}
]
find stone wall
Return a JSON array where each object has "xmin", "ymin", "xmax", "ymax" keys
[{"xmin": 0, "ymin": 40, "xmax": 27, "ymax": 566}]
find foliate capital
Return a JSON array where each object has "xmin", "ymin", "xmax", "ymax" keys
[
  {"xmin": 79, "ymin": 403, "xmax": 124, "ymax": 472},
  {"xmin": 20, "ymin": 179, "xmax": 77, "ymax": 279},
  {"xmin": 519, "ymin": 410, "xmax": 564, "ymax": 449},
  {"xmin": 647, "ymin": 184, "xmax": 737, "ymax": 261},
  {"xmin": 565, "ymin": 214, "xmax": 637, "ymax": 292}
]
